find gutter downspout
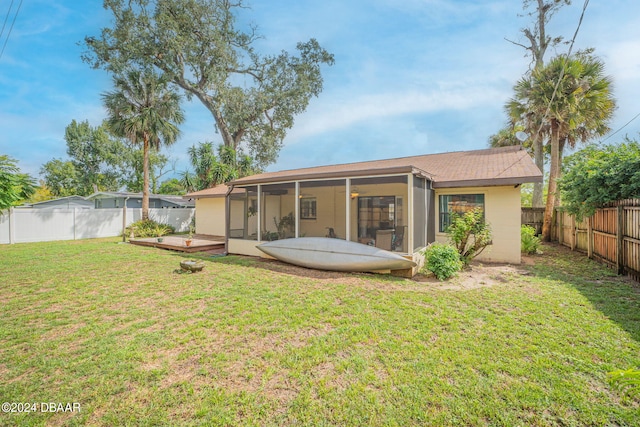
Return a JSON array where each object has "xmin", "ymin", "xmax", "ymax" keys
[
  {"xmin": 345, "ymin": 179, "xmax": 351, "ymax": 241},
  {"xmin": 224, "ymin": 185, "xmax": 233, "ymax": 256}
]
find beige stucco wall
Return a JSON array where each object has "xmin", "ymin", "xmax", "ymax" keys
[
  {"xmin": 228, "ymin": 238, "xmax": 272, "ymax": 258},
  {"xmin": 195, "ymin": 197, "xmax": 226, "ymax": 236},
  {"xmin": 434, "ymin": 185, "xmax": 521, "ymax": 264},
  {"xmin": 299, "ymin": 185, "xmax": 347, "ymax": 238}
]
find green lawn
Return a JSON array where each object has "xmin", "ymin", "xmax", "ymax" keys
[{"xmin": 0, "ymin": 238, "xmax": 638, "ymax": 426}]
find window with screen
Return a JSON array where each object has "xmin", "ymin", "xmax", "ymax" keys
[
  {"xmin": 299, "ymin": 197, "xmax": 317, "ymax": 220},
  {"xmin": 439, "ymin": 194, "xmax": 484, "ymax": 232}
]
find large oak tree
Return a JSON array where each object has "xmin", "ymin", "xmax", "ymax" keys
[{"xmin": 83, "ymin": 0, "xmax": 334, "ymax": 169}]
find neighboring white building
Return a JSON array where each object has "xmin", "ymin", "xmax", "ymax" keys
[
  {"xmin": 18, "ymin": 195, "xmax": 94, "ymax": 210},
  {"xmin": 87, "ymin": 192, "xmax": 194, "ymax": 209}
]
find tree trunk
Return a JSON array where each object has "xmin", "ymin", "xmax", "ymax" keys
[
  {"xmin": 185, "ymin": 86, "xmax": 237, "ymax": 149},
  {"xmin": 541, "ymin": 121, "xmax": 560, "ymax": 241},
  {"xmin": 534, "ymin": 0, "xmax": 547, "ymax": 69},
  {"xmin": 142, "ymin": 136, "xmax": 150, "ymax": 221},
  {"xmin": 532, "ymin": 133, "xmax": 545, "ymax": 208},
  {"xmin": 554, "ymin": 137, "xmax": 566, "ymax": 209}
]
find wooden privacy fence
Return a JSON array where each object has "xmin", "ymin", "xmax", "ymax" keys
[
  {"xmin": 521, "ymin": 207, "xmax": 545, "ymax": 235},
  {"xmin": 555, "ymin": 199, "xmax": 640, "ymax": 282}
]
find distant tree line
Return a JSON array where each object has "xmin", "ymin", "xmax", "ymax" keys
[
  {"xmin": 40, "ymin": 119, "xmax": 183, "ymax": 198},
  {"xmin": 0, "ymin": 155, "xmax": 36, "ymax": 211}
]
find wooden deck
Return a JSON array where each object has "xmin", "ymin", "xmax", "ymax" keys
[{"xmin": 130, "ymin": 234, "xmax": 225, "ymax": 253}]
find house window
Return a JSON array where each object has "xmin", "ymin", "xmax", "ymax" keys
[
  {"xmin": 300, "ymin": 197, "xmax": 317, "ymax": 220},
  {"xmin": 439, "ymin": 194, "xmax": 484, "ymax": 232},
  {"xmin": 357, "ymin": 196, "xmax": 396, "ymax": 239}
]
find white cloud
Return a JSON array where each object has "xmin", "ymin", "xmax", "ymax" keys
[
  {"xmin": 287, "ymin": 82, "xmax": 509, "ymax": 144},
  {"xmin": 606, "ymin": 40, "xmax": 640, "ymax": 83}
]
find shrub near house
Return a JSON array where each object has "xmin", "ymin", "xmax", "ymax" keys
[
  {"xmin": 125, "ymin": 219, "xmax": 175, "ymax": 238},
  {"xmin": 446, "ymin": 208, "xmax": 492, "ymax": 265},
  {"xmin": 521, "ymin": 225, "xmax": 541, "ymax": 254},
  {"xmin": 421, "ymin": 243, "xmax": 463, "ymax": 280}
]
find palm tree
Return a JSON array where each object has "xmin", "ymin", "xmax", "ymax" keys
[
  {"xmin": 504, "ymin": 94, "xmax": 551, "ymax": 208},
  {"xmin": 490, "ymin": 85, "xmax": 550, "ymax": 209},
  {"xmin": 181, "ymin": 142, "xmax": 256, "ymax": 192},
  {"xmin": 488, "ymin": 126, "xmax": 524, "ymax": 149},
  {"xmin": 102, "ymin": 70, "xmax": 184, "ymax": 220},
  {"xmin": 518, "ymin": 54, "xmax": 615, "ymax": 240},
  {"xmin": 180, "ymin": 142, "xmax": 219, "ymax": 193}
]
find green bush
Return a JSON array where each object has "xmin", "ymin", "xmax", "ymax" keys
[
  {"xmin": 126, "ymin": 219, "xmax": 175, "ymax": 238},
  {"xmin": 421, "ymin": 243, "xmax": 463, "ymax": 281},
  {"xmin": 560, "ymin": 140, "xmax": 640, "ymax": 221},
  {"xmin": 447, "ymin": 208, "xmax": 492, "ymax": 265},
  {"xmin": 521, "ymin": 225, "xmax": 542, "ymax": 254}
]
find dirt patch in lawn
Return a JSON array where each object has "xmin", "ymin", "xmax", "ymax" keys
[
  {"xmin": 243, "ymin": 255, "xmax": 535, "ymax": 292},
  {"xmin": 416, "ymin": 262, "xmax": 532, "ymax": 291}
]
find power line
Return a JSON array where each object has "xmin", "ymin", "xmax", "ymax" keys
[
  {"xmin": 534, "ymin": 0, "xmax": 590, "ymax": 138},
  {"xmin": 0, "ymin": 0, "xmax": 23, "ymax": 61},
  {"xmin": 0, "ymin": 0, "xmax": 15, "ymax": 41},
  {"xmin": 600, "ymin": 111, "xmax": 640, "ymax": 144}
]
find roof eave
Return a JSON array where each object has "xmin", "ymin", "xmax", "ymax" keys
[
  {"xmin": 188, "ymin": 194, "xmax": 225, "ymax": 199},
  {"xmin": 230, "ymin": 165, "xmax": 432, "ymax": 186},
  {"xmin": 433, "ymin": 175, "xmax": 543, "ymax": 189}
]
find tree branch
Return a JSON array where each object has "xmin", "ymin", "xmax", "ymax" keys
[{"xmin": 505, "ymin": 37, "xmax": 531, "ymax": 51}]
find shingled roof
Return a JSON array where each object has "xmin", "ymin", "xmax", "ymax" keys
[
  {"xmin": 185, "ymin": 184, "xmax": 231, "ymax": 199},
  {"xmin": 230, "ymin": 146, "xmax": 542, "ymax": 189}
]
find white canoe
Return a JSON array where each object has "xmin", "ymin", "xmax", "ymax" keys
[{"xmin": 257, "ymin": 237, "xmax": 416, "ymax": 272}]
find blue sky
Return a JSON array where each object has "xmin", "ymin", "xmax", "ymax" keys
[{"xmin": 1, "ymin": 0, "xmax": 639, "ymax": 182}]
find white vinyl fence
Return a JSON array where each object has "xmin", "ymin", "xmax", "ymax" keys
[{"xmin": 0, "ymin": 208, "xmax": 195, "ymax": 244}]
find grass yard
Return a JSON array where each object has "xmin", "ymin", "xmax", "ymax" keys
[{"xmin": 0, "ymin": 238, "xmax": 639, "ymax": 426}]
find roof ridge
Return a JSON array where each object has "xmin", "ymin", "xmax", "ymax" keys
[
  {"xmin": 230, "ymin": 145, "xmax": 541, "ymax": 187},
  {"xmin": 261, "ymin": 145, "xmax": 522, "ymax": 175}
]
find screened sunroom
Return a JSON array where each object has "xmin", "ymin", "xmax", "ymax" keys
[
  {"xmin": 226, "ymin": 168, "xmax": 436, "ymax": 265},
  {"xmin": 198, "ymin": 146, "xmax": 543, "ymax": 272}
]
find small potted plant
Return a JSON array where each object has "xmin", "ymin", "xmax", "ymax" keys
[{"xmin": 184, "ymin": 225, "xmax": 194, "ymax": 247}]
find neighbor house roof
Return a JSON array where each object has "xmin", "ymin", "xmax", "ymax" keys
[
  {"xmin": 18, "ymin": 195, "xmax": 93, "ymax": 209},
  {"xmin": 86, "ymin": 191, "xmax": 194, "ymax": 207},
  {"xmin": 229, "ymin": 146, "xmax": 542, "ymax": 188}
]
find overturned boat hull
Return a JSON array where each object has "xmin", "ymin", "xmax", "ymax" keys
[{"xmin": 257, "ymin": 237, "xmax": 416, "ymax": 272}]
